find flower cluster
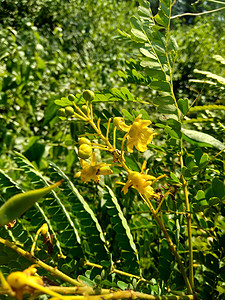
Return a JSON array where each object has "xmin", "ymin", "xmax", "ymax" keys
[{"xmin": 70, "ymin": 99, "xmax": 161, "ymax": 198}]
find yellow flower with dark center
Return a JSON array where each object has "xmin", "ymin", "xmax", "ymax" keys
[
  {"xmin": 126, "ymin": 115, "xmax": 155, "ymax": 153},
  {"xmin": 121, "ymin": 171, "xmax": 159, "ymax": 199},
  {"xmin": 75, "ymin": 153, "xmax": 113, "ymax": 183}
]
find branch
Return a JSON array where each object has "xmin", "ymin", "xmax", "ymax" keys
[{"xmin": 171, "ymin": 6, "xmax": 225, "ymax": 19}]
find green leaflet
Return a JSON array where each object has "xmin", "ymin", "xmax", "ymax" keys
[
  {"xmin": 178, "ymin": 98, "xmax": 189, "ymax": 115},
  {"xmin": 182, "ymin": 129, "xmax": 225, "ymax": 150},
  {"xmin": 49, "ymin": 162, "xmax": 110, "ymax": 262},
  {"xmin": 13, "ymin": 152, "xmax": 79, "ymax": 255},
  {"xmin": 103, "ymin": 185, "xmax": 140, "ymax": 275},
  {"xmin": 188, "ymin": 105, "xmax": 225, "ymax": 113},
  {"xmin": 118, "ymin": 0, "xmax": 178, "ymax": 123},
  {"xmin": 213, "ymin": 54, "xmax": 225, "ymax": 65},
  {"xmin": 55, "ymin": 97, "xmax": 73, "ymax": 107},
  {"xmin": 194, "ymin": 69, "xmax": 225, "ymax": 85}
]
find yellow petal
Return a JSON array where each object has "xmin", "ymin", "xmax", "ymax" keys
[{"xmin": 90, "ymin": 152, "xmax": 97, "ymax": 166}]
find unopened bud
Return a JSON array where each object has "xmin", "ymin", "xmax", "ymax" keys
[
  {"xmin": 81, "ymin": 105, "xmax": 88, "ymax": 114},
  {"xmin": 58, "ymin": 108, "xmax": 66, "ymax": 117},
  {"xmin": 68, "ymin": 94, "xmax": 76, "ymax": 101},
  {"xmin": 41, "ymin": 223, "xmax": 48, "ymax": 236},
  {"xmin": 83, "ymin": 90, "xmax": 95, "ymax": 102},
  {"xmin": 78, "ymin": 144, "xmax": 93, "ymax": 159},
  {"xmin": 78, "ymin": 137, "xmax": 91, "ymax": 146},
  {"xmin": 65, "ymin": 106, "xmax": 75, "ymax": 116}
]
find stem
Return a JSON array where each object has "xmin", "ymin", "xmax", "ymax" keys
[
  {"xmin": 30, "ymin": 224, "xmax": 44, "ymax": 256},
  {"xmin": 113, "ymin": 127, "xmax": 117, "ymax": 149},
  {"xmin": 47, "ymin": 290, "xmax": 198, "ymax": 300},
  {"xmin": 165, "ymin": 4, "xmax": 194, "ymax": 287},
  {"xmin": 179, "ymin": 141, "xmax": 194, "ymax": 289},
  {"xmin": 0, "ymin": 237, "xmax": 83, "ymax": 287},
  {"xmin": 140, "ymin": 195, "xmax": 193, "ymax": 295},
  {"xmin": 88, "ymin": 118, "xmax": 130, "ymax": 173},
  {"xmin": 106, "ymin": 118, "xmax": 111, "ymax": 142}
]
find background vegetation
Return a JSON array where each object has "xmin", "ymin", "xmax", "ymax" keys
[{"xmin": 0, "ymin": 0, "xmax": 225, "ymax": 299}]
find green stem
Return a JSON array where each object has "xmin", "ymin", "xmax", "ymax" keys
[
  {"xmin": 179, "ymin": 142, "xmax": 194, "ymax": 289},
  {"xmin": 88, "ymin": 118, "xmax": 130, "ymax": 173},
  {"xmin": 0, "ymin": 237, "xmax": 83, "ymax": 287},
  {"xmin": 140, "ymin": 195, "xmax": 193, "ymax": 295},
  {"xmin": 165, "ymin": 9, "xmax": 194, "ymax": 287}
]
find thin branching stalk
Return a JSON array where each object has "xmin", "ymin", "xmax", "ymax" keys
[
  {"xmin": 140, "ymin": 194, "xmax": 193, "ymax": 295},
  {"xmin": 0, "ymin": 237, "xmax": 83, "ymax": 287}
]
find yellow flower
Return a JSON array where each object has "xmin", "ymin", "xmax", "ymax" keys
[
  {"xmin": 114, "ymin": 115, "xmax": 155, "ymax": 153},
  {"xmin": 113, "ymin": 117, "xmax": 131, "ymax": 132},
  {"xmin": 121, "ymin": 171, "xmax": 159, "ymax": 199},
  {"xmin": 126, "ymin": 114, "xmax": 155, "ymax": 153},
  {"xmin": 75, "ymin": 152, "xmax": 113, "ymax": 183}
]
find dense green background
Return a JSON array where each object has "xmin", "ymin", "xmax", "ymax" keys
[{"xmin": 0, "ymin": 0, "xmax": 225, "ymax": 299}]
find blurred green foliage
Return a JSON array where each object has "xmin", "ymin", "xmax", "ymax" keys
[{"xmin": 0, "ymin": 0, "xmax": 135, "ymax": 171}]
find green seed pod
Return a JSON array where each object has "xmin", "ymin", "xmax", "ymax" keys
[
  {"xmin": 65, "ymin": 106, "xmax": 75, "ymax": 116},
  {"xmin": 0, "ymin": 180, "xmax": 63, "ymax": 227},
  {"xmin": 78, "ymin": 144, "xmax": 92, "ymax": 159},
  {"xmin": 78, "ymin": 137, "xmax": 91, "ymax": 146},
  {"xmin": 68, "ymin": 94, "xmax": 76, "ymax": 102},
  {"xmin": 58, "ymin": 108, "xmax": 66, "ymax": 117},
  {"xmin": 82, "ymin": 90, "xmax": 95, "ymax": 102}
]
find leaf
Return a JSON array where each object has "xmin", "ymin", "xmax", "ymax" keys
[
  {"xmin": 140, "ymin": 48, "xmax": 156, "ymax": 60},
  {"xmin": 194, "ymin": 69, "xmax": 225, "ymax": 85},
  {"xmin": 149, "ymin": 81, "xmax": 171, "ymax": 92},
  {"xmin": 213, "ymin": 54, "xmax": 225, "ymax": 65},
  {"xmin": 212, "ymin": 178, "xmax": 225, "ymax": 199},
  {"xmin": 154, "ymin": 9, "xmax": 169, "ymax": 27},
  {"xmin": 49, "ymin": 162, "xmax": 110, "ymax": 261},
  {"xmin": 13, "ymin": 152, "xmax": 79, "ymax": 255},
  {"xmin": 78, "ymin": 275, "xmax": 95, "ymax": 287},
  {"xmin": 158, "ymin": 104, "xmax": 177, "ymax": 113},
  {"xmin": 131, "ymin": 28, "xmax": 147, "ymax": 41},
  {"xmin": 122, "ymin": 109, "xmax": 134, "ymax": 121},
  {"xmin": 199, "ymin": 153, "xmax": 209, "ymax": 168},
  {"xmin": 170, "ymin": 172, "xmax": 180, "ymax": 183},
  {"xmin": 196, "ymin": 190, "xmax": 208, "ymax": 208},
  {"xmin": 117, "ymin": 281, "xmax": 129, "ymax": 290},
  {"xmin": 121, "ymin": 87, "xmax": 135, "ymax": 100},
  {"xmin": 182, "ymin": 129, "xmax": 225, "ymax": 150},
  {"xmin": 103, "ymin": 186, "xmax": 140, "ymax": 275},
  {"xmin": 153, "ymin": 95, "xmax": 174, "ymax": 105},
  {"xmin": 178, "ymin": 98, "xmax": 189, "ymax": 115},
  {"xmin": 54, "ymin": 97, "xmax": 73, "ymax": 107}
]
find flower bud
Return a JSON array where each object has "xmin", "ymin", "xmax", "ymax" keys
[
  {"xmin": 81, "ymin": 105, "xmax": 88, "ymax": 114},
  {"xmin": 41, "ymin": 223, "xmax": 48, "ymax": 236},
  {"xmin": 83, "ymin": 90, "xmax": 95, "ymax": 102},
  {"xmin": 65, "ymin": 106, "xmax": 75, "ymax": 116},
  {"xmin": 58, "ymin": 108, "xmax": 66, "ymax": 117},
  {"xmin": 78, "ymin": 144, "xmax": 93, "ymax": 159},
  {"xmin": 78, "ymin": 137, "xmax": 91, "ymax": 146},
  {"xmin": 68, "ymin": 94, "xmax": 76, "ymax": 101}
]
